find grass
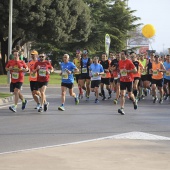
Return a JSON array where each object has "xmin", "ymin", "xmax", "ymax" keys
[
  {"xmin": 0, "ymin": 73, "xmax": 62, "ymax": 85},
  {"xmin": 0, "ymin": 92, "xmax": 13, "ymax": 98}
]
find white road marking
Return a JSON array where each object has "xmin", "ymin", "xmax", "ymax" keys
[
  {"xmin": 0, "ymin": 99, "xmax": 34, "ymax": 109},
  {"xmin": 110, "ymin": 131, "xmax": 170, "ymax": 140},
  {"xmin": 0, "ymin": 131, "xmax": 170, "ymax": 155}
]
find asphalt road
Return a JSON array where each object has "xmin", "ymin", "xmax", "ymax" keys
[{"xmin": 0, "ymin": 86, "xmax": 170, "ymax": 153}]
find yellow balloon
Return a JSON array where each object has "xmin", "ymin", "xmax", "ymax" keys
[{"xmin": 142, "ymin": 24, "xmax": 156, "ymax": 38}]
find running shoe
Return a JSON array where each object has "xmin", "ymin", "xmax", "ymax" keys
[
  {"xmin": 75, "ymin": 97, "xmax": 79, "ymax": 105},
  {"xmin": 159, "ymin": 98, "xmax": 163, "ymax": 104},
  {"xmin": 86, "ymin": 96, "xmax": 89, "ymax": 101},
  {"xmin": 102, "ymin": 97, "xmax": 106, "ymax": 101},
  {"xmin": 99, "ymin": 93, "xmax": 103, "ymax": 97},
  {"xmin": 38, "ymin": 106, "xmax": 43, "ymax": 112},
  {"xmin": 164, "ymin": 94, "xmax": 169, "ymax": 100},
  {"xmin": 9, "ymin": 105, "xmax": 17, "ymax": 113},
  {"xmin": 113, "ymin": 99, "xmax": 118, "ymax": 105},
  {"xmin": 58, "ymin": 105, "xmax": 65, "ymax": 111},
  {"xmin": 118, "ymin": 108, "xmax": 125, "ymax": 115},
  {"xmin": 44, "ymin": 102, "xmax": 49, "ymax": 111},
  {"xmin": 95, "ymin": 99, "xmax": 99, "ymax": 103},
  {"xmin": 35, "ymin": 103, "xmax": 41, "ymax": 110},
  {"xmin": 108, "ymin": 94, "xmax": 112, "ymax": 99},
  {"xmin": 133, "ymin": 99, "xmax": 138, "ymax": 110},
  {"xmin": 22, "ymin": 99, "xmax": 27, "ymax": 110},
  {"xmin": 144, "ymin": 90, "xmax": 147, "ymax": 97},
  {"xmin": 153, "ymin": 97, "xmax": 158, "ymax": 103}
]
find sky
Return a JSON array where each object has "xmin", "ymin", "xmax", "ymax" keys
[{"xmin": 128, "ymin": 0, "xmax": 170, "ymax": 53}]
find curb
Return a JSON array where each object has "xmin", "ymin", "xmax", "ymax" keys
[{"xmin": 0, "ymin": 96, "xmax": 13, "ymax": 105}]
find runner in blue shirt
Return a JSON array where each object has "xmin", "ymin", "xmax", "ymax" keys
[
  {"xmin": 163, "ymin": 54, "xmax": 170, "ymax": 100},
  {"xmin": 58, "ymin": 54, "xmax": 79, "ymax": 111},
  {"xmin": 89, "ymin": 56, "xmax": 104, "ymax": 103}
]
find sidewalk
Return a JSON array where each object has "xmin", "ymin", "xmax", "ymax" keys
[{"xmin": 0, "ymin": 139, "xmax": 170, "ymax": 170}]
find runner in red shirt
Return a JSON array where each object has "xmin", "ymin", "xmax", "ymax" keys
[
  {"xmin": 6, "ymin": 49, "xmax": 28, "ymax": 112},
  {"xmin": 33, "ymin": 53, "xmax": 53, "ymax": 112},
  {"xmin": 118, "ymin": 51, "xmax": 138, "ymax": 115}
]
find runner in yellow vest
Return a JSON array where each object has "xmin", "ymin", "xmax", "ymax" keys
[{"xmin": 73, "ymin": 50, "xmax": 83, "ymax": 99}]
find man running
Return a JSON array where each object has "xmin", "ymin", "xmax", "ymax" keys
[
  {"xmin": 28, "ymin": 50, "xmax": 41, "ymax": 109},
  {"xmin": 33, "ymin": 53, "xmax": 53, "ymax": 112},
  {"xmin": 89, "ymin": 56, "xmax": 104, "ymax": 103},
  {"xmin": 79, "ymin": 49, "xmax": 92, "ymax": 101},
  {"xmin": 131, "ymin": 53, "xmax": 143, "ymax": 99},
  {"xmin": 118, "ymin": 51, "xmax": 138, "ymax": 115},
  {"xmin": 58, "ymin": 54, "xmax": 79, "ymax": 111},
  {"xmin": 139, "ymin": 54, "xmax": 148, "ymax": 98},
  {"xmin": 99, "ymin": 53, "xmax": 112, "ymax": 100},
  {"xmin": 73, "ymin": 50, "xmax": 83, "ymax": 99},
  {"xmin": 151, "ymin": 55, "xmax": 165, "ymax": 104},
  {"xmin": 163, "ymin": 54, "xmax": 170, "ymax": 100},
  {"xmin": 110, "ymin": 52, "xmax": 121, "ymax": 104},
  {"xmin": 6, "ymin": 49, "xmax": 28, "ymax": 112}
]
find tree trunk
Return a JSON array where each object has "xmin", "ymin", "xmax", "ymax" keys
[
  {"xmin": 0, "ymin": 59, "xmax": 4, "ymax": 75},
  {"xmin": 0, "ymin": 36, "xmax": 8, "ymax": 75}
]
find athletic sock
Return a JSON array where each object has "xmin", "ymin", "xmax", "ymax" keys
[
  {"xmin": 101, "ymin": 89, "xmax": 105, "ymax": 97},
  {"xmin": 133, "ymin": 90, "xmax": 138, "ymax": 97}
]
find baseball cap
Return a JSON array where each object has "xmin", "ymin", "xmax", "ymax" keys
[
  {"xmin": 31, "ymin": 50, "xmax": 38, "ymax": 55},
  {"xmin": 154, "ymin": 55, "xmax": 160, "ymax": 58}
]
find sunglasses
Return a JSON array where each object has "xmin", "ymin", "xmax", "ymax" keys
[{"xmin": 39, "ymin": 56, "xmax": 45, "ymax": 58}]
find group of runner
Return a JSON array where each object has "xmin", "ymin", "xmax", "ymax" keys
[
  {"xmin": 73, "ymin": 49, "xmax": 170, "ymax": 115},
  {"xmin": 5, "ymin": 48, "xmax": 170, "ymax": 115}
]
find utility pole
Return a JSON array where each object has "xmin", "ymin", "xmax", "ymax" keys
[{"xmin": 7, "ymin": 0, "xmax": 13, "ymax": 84}]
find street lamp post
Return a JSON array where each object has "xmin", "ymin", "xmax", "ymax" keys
[{"xmin": 7, "ymin": 0, "xmax": 13, "ymax": 84}]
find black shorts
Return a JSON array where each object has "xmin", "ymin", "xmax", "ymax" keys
[
  {"xmin": 101, "ymin": 78, "xmax": 110, "ymax": 85},
  {"xmin": 114, "ymin": 78, "xmax": 120, "ymax": 84},
  {"xmin": 10, "ymin": 82, "xmax": 23, "ymax": 92},
  {"xmin": 120, "ymin": 81, "xmax": 133, "ymax": 92},
  {"xmin": 30, "ymin": 81, "xmax": 39, "ymax": 91},
  {"xmin": 145, "ymin": 74, "xmax": 152, "ymax": 82},
  {"xmin": 164, "ymin": 78, "xmax": 170, "ymax": 85},
  {"xmin": 141, "ymin": 75, "xmax": 148, "ymax": 82},
  {"xmin": 152, "ymin": 79, "xmax": 163, "ymax": 87},
  {"xmin": 74, "ymin": 74, "xmax": 80, "ymax": 83},
  {"xmin": 110, "ymin": 78, "xmax": 114, "ymax": 83},
  {"xmin": 61, "ymin": 82, "xmax": 74, "ymax": 89},
  {"xmin": 79, "ymin": 73, "xmax": 90, "ymax": 80},
  {"xmin": 91, "ymin": 80, "xmax": 101, "ymax": 88},
  {"xmin": 133, "ymin": 77, "xmax": 140, "ymax": 81},
  {"xmin": 38, "ymin": 82, "xmax": 48, "ymax": 89}
]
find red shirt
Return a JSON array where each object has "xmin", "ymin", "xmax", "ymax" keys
[
  {"xmin": 34, "ymin": 61, "xmax": 52, "ymax": 82},
  {"xmin": 119, "ymin": 59, "xmax": 135, "ymax": 82},
  {"xmin": 28, "ymin": 60, "xmax": 38, "ymax": 81},
  {"xmin": 6, "ymin": 60, "xmax": 27, "ymax": 83}
]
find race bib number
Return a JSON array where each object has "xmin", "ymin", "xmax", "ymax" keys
[
  {"xmin": 153, "ymin": 70, "xmax": 158, "ymax": 75},
  {"xmin": 39, "ymin": 69, "xmax": 46, "ymax": 77},
  {"xmin": 120, "ymin": 70, "xmax": 127, "ymax": 77},
  {"xmin": 12, "ymin": 72, "xmax": 19, "ymax": 79},
  {"xmin": 31, "ymin": 72, "xmax": 37, "ymax": 78},
  {"xmin": 92, "ymin": 72, "xmax": 98, "ymax": 77},
  {"xmin": 149, "ymin": 69, "xmax": 152, "ymax": 74},
  {"xmin": 62, "ymin": 71, "xmax": 68, "ymax": 79},
  {"xmin": 82, "ymin": 68, "xmax": 87, "ymax": 73},
  {"xmin": 166, "ymin": 71, "xmax": 170, "ymax": 76}
]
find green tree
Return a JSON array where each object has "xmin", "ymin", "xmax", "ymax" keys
[
  {"xmin": 0, "ymin": 0, "xmax": 91, "ymax": 74},
  {"xmin": 71, "ymin": 0, "xmax": 140, "ymax": 54}
]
